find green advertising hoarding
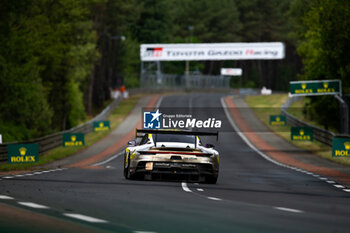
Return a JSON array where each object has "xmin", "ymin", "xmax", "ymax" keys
[
  {"xmin": 332, "ymin": 137, "xmax": 350, "ymax": 157},
  {"xmin": 291, "ymin": 127, "xmax": 313, "ymax": 141},
  {"xmin": 63, "ymin": 133, "xmax": 85, "ymax": 147},
  {"xmin": 290, "ymin": 80, "xmax": 341, "ymax": 96},
  {"xmin": 93, "ymin": 121, "xmax": 111, "ymax": 132},
  {"xmin": 269, "ymin": 115, "xmax": 286, "ymax": 126},
  {"xmin": 8, "ymin": 143, "xmax": 39, "ymax": 163}
]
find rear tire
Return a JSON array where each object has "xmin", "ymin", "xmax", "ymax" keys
[
  {"xmin": 124, "ymin": 152, "xmax": 134, "ymax": 180},
  {"xmin": 126, "ymin": 155, "xmax": 135, "ymax": 180},
  {"xmin": 126, "ymin": 167, "xmax": 134, "ymax": 180},
  {"xmin": 123, "ymin": 152, "xmax": 128, "ymax": 179}
]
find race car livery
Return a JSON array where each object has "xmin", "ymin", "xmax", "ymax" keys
[{"xmin": 123, "ymin": 129, "xmax": 219, "ymax": 184}]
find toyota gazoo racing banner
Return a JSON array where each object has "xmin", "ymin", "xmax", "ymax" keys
[{"xmin": 140, "ymin": 42, "xmax": 285, "ymax": 61}]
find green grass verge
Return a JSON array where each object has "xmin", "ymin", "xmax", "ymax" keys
[
  {"xmin": 245, "ymin": 94, "xmax": 350, "ymax": 166},
  {"xmin": 0, "ymin": 95, "xmax": 141, "ymax": 171}
]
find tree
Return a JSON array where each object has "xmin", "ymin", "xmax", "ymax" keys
[
  {"xmin": 291, "ymin": 0, "xmax": 350, "ymax": 131},
  {"xmin": 0, "ymin": 0, "xmax": 100, "ymax": 141}
]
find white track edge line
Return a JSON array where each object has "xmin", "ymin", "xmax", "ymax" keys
[
  {"xmin": 92, "ymin": 151, "xmax": 124, "ymax": 166},
  {"xmin": 18, "ymin": 202, "xmax": 49, "ymax": 209},
  {"xmin": 221, "ymin": 98, "xmax": 291, "ymax": 168},
  {"xmin": 220, "ymin": 97, "xmax": 349, "ymax": 192},
  {"xmin": 274, "ymin": 206, "xmax": 303, "ymax": 213},
  {"xmin": 0, "ymin": 195, "xmax": 14, "ymax": 200},
  {"xmin": 63, "ymin": 213, "xmax": 108, "ymax": 223}
]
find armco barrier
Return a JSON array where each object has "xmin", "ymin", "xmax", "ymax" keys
[
  {"xmin": 281, "ymin": 96, "xmax": 336, "ymax": 146},
  {"xmin": 0, "ymin": 96, "xmax": 122, "ymax": 162}
]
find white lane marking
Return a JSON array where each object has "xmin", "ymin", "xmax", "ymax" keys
[
  {"xmin": 326, "ymin": 180, "xmax": 336, "ymax": 184},
  {"xmin": 54, "ymin": 168, "xmax": 65, "ymax": 171},
  {"xmin": 18, "ymin": 202, "xmax": 49, "ymax": 209},
  {"xmin": 207, "ymin": 197, "xmax": 222, "ymax": 201},
  {"xmin": 0, "ymin": 168, "xmax": 68, "ymax": 181},
  {"xmin": 155, "ymin": 95, "xmax": 163, "ymax": 108},
  {"xmin": 92, "ymin": 151, "xmax": 124, "ymax": 167},
  {"xmin": 274, "ymin": 207, "xmax": 303, "ymax": 213},
  {"xmin": 55, "ymin": 168, "xmax": 65, "ymax": 171},
  {"xmin": 134, "ymin": 231, "xmax": 157, "ymax": 233},
  {"xmin": 106, "ymin": 165, "xmax": 115, "ymax": 169},
  {"xmin": 194, "ymin": 183, "xmax": 199, "ymax": 185},
  {"xmin": 334, "ymin": 184, "xmax": 345, "ymax": 189},
  {"xmin": 63, "ymin": 213, "xmax": 108, "ymax": 223},
  {"xmin": 197, "ymin": 188, "xmax": 204, "ymax": 192},
  {"xmin": 181, "ymin": 182, "xmax": 192, "ymax": 193},
  {"xmin": 319, "ymin": 177, "xmax": 327, "ymax": 180},
  {"xmin": 0, "ymin": 195, "xmax": 14, "ymax": 200},
  {"xmin": 343, "ymin": 189, "xmax": 350, "ymax": 192},
  {"xmin": 41, "ymin": 169, "xmax": 56, "ymax": 173}
]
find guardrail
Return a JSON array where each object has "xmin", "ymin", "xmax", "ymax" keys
[
  {"xmin": 281, "ymin": 96, "xmax": 336, "ymax": 146},
  {"xmin": 0, "ymin": 97, "xmax": 122, "ymax": 162}
]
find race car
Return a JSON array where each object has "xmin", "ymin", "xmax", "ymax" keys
[{"xmin": 123, "ymin": 129, "xmax": 219, "ymax": 184}]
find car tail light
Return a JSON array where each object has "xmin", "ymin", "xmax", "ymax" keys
[{"xmin": 145, "ymin": 162, "xmax": 153, "ymax": 170}]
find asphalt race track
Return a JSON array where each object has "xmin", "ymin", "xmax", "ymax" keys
[{"xmin": 1, "ymin": 93, "xmax": 350, "ymax": 233}]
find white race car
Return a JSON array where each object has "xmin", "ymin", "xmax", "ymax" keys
[{"xmin": 123, "ymin": 129, "xmax": 219, "ymax": 184}]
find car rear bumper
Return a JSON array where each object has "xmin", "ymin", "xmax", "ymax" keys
[{"xmin": 133, "ymin": 161, "xmax": 218, "ymax": 177}]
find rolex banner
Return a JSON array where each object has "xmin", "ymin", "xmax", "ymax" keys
[
  {"xmin": 93, "ymin": 121, "xmax": 111, "ymax": 132},
  {"xmin": 332, "ymin": 137, "xmax": 350, "ymax": 157},
  {"xmin": 290, "ymin": 80, "xmax": 341, "ymax": 96},
  {"xmin": 8, "ymin": 143, "xmax": 39, "ymax": 163},
  {"xmin": 291, "ymin": 127, "xmax": 313, "ymax": 141},
  {"xmin": 63, "ymin": 133, "xmax": 85, "ymax": 147},
  {"xmin": 269, "ymin": 115, "xmax": 286, "ymax": 126}
]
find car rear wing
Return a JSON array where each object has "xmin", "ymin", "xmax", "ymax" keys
[
  {"xmin": 135, "ymin": 129, "xmax": 219, "ymax": 148},
  {"xmin": 136, "ymin": 129, "xmax": 218, "ymax": 139}
]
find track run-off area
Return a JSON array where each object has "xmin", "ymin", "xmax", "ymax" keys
[{"xmin": 1, "ymin": 93, "xmax": 350, "ymax": 233}]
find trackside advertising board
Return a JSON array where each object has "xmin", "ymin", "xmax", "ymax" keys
[
  {"xmin": 291, "ymin": 127, "xmax": 313, "ymax": 141},
  {"xmin": 290, "ymin": 80, "xmax": 341, "ymax": 96},
  {"xmin": 332, "ymin": 137, "xmax": 350, "ymax": 157},
  {"xmin": 93, "ymin": 121, "xmax": 111, "ymax": 132},
  {"xmin": 63, "ymin": 133, "xmax": 85, "ymax": 147},
  {"xmin": 140, "ymin": 42, "xmax": 285, "ymax": 61},
  {"xmin": 269, "ymin": 115, "xmax": 286, "ymax": 126},
  {"xmin": 221, "ymin": 68, "xmax": 243, "ymax": 76},
  {"xmin": 8, "ymin": 143, "xmax": 39, "ymax": 163}
]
